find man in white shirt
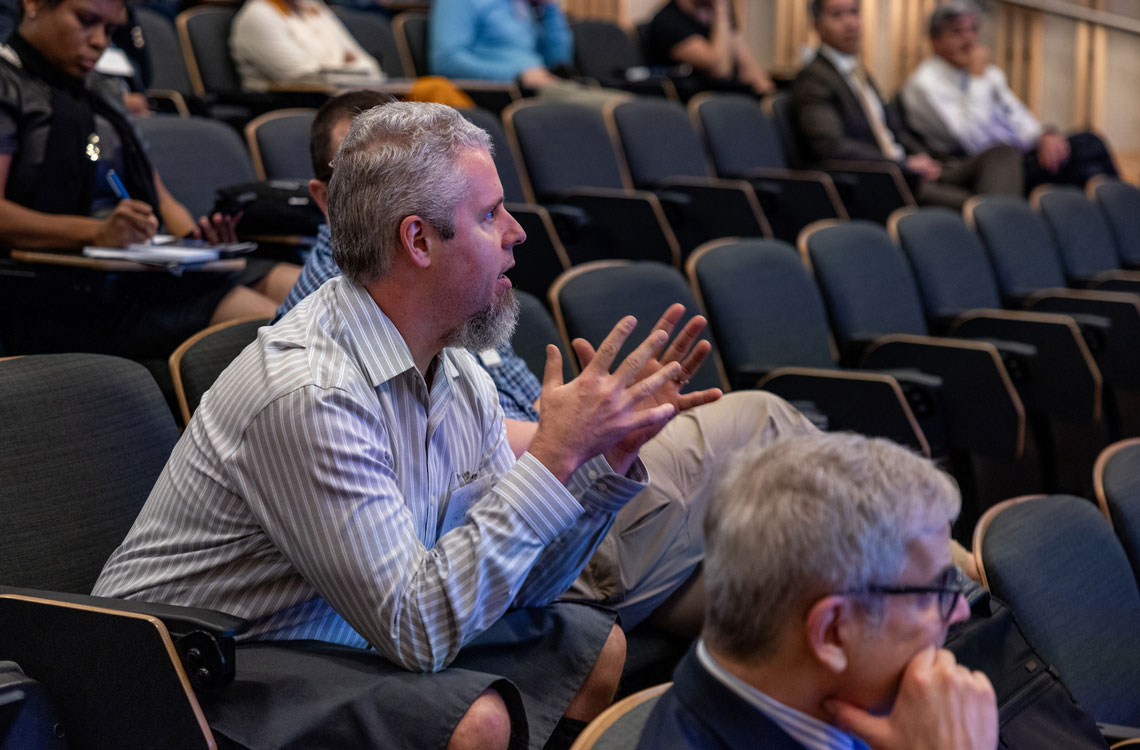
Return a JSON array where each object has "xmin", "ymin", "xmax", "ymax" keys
[
  {"xmin": 637, "ymin": 432, "xmax": 999, "ymax": 750},
  {"xmin": 901, "ymin": 1, "xmax": 1117, "ymax": 192},
  {"xmin": 790, "ymin": 0, "xmax": 1022, "ymax": 210}
]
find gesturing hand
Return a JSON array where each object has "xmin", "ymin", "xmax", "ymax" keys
[
  {"xmin": 576, "ymin": 304, "xmax": 721, "ymax": 469},
  {"xmin": 527, "ymin": 307, "xmax": 722, "ymax": 483}
]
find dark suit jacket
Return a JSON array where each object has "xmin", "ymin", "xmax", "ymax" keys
[
  {"xmin": 636, "ymin": 646, "xmax": 808, "ymax": 750},
  {"xmin": 789, "ymin": 52, "xmax": 924, "ymax": 165}
]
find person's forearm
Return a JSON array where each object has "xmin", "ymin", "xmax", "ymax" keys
[
  {"xmin": 0, "ymin": 199, "xmax": 101, "ymax": 250},
  {"xmin": 705, "ymin": 10, "xmax": 735, "ymax": 78}
]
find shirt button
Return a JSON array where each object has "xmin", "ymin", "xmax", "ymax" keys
[{"xmin": 588, "ymin": 469, "xmax": 599, "ymax": 481}]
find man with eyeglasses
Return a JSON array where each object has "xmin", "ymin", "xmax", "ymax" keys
[{"xmin": 637, "ymin": 431, "xmax": 997, "ymax": 750}]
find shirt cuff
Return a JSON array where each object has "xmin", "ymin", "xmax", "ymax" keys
[
  {"xmin": 567, "ymin": 454, "xmax": 649, "ymax": 515},
  {"xmin": 495, "ymin": 451, "xmax": 585, "ymax": 543}
]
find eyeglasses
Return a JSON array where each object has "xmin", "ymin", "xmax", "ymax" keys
[{"xmin": 845, "ymin": 566, "xmax": 966, "ymax": 623}]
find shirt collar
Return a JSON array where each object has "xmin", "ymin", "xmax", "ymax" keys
[
  {"xmin": 819, "ymin": 44, "xmax": 859, "ymax": 77},
  {"xmin": 696, "ymin": 640, "xmax": 868, "ymax": 750},
  {"xmin": 331, "ymin": 277, "xmax": 461, "ymax": 389}
]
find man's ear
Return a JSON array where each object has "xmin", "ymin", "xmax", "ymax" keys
[
  {"xmin": 308, "ymin": 179, "xmax": 329, "ymax": 218},
  {"xmin": 805, "ymin": 595, "xmax": 852, "ymax": 674},
  {"xmin": 399, "ymin": 215, "xmax": 434, "ymax": 269}
]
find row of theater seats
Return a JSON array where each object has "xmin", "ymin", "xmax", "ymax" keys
[
  {"xmin": 119, "ymin": 165, "xmax": 1140, "ymax": 540},
  {"xmin": 241, "ymin": 94, "xmax": 915, "ymax": 300},
  {"xmin": 137, "ymin": 6, "xmax": 680, "ymax": 125},
  {"xmin": 5, "ymin": 343, "xmax": 1140, "ymax": 746}
]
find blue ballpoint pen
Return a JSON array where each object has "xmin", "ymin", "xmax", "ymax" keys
[{"xmin": 106, "ymin": 169, "xmax": 131, "ymax": 200}]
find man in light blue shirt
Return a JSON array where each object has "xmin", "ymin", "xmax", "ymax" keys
[
  {"xmin": 429, "ymin": 0, "xmax": 572, "ymax": 88},
  {"xmin": 638, "ymin": 432, "xmax": 998, "ymax": 750}
]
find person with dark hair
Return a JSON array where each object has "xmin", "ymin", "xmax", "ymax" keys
[
  {"xmin": 790, "ymin": 0, "xmax": 1022, "ymax": 209},
  {"xmin": 273, "ymin": 89, "xmax": 394, "ymax": 315},
  {"xmin": 0, "ymin": 0, "xmax": 299, "ymax": 356},
  {"xmin": 638, "ymin": 432, "xmax": 998, "ymax": 750},
  {"xmin": 644, "ymin": 0, "xmax": 774, "ymax": 97},
  {"xmin": 901, "ymin": 0, "xmax": 1117, "ymax": 191}
]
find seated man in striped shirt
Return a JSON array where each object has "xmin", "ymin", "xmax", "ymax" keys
[
  {"xmin": 638, "ymin": 432, "xmax": 997, "ymax": 750},
  {"xmin": 277, "ymin": 91, "xmax": 820, "ymax": 638},
  {"xmin": 94, "ymin": 101, "xmax": 722, "ymax": 750}
]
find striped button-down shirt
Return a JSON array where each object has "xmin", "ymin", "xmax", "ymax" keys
[
  {"xmin": 94, "ymin": 277, "xmax": 646, "ymax": 673},
  {"xmin": 696, "ymin": 640, "xmax": 871, "ymax": 750}
]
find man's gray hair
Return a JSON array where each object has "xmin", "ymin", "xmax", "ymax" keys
[
  {"xmin": 326, "ymin": 101, "xmax": 494, "ymax": 286},
  {"xmin": 929, "ymin": 0, "xmax": 981, "ymax": 38},
  {"xmin": 702, "ymin": 432, "xmax": 960, "ymax": 660}
]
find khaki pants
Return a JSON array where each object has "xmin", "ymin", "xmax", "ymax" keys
[{"xmin": 564, "ymin": 391, "xmax": 818, "ymax": 634}]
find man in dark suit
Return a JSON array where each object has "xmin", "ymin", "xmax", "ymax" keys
[
  {"xmin": 790, "ymin": 0, "xmax": 1021, "ymax": 209},
  {"xmin": 637, "ymin": 432, "xmax": 998, "ymax": 750}
]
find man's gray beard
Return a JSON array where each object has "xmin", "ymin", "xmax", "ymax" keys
[{"xmin": 448, "ymin": 290, "xmax": 520, "ymax": 351}]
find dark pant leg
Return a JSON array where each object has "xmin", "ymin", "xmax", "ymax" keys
[{"xmin": 1024, "ymin": 131, "xmax": 1118, "ymax": 191}]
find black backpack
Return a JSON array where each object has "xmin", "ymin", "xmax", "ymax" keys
[{"xmin": 946, "ymin": 586, "xmax": 1108, "ymax": 749}]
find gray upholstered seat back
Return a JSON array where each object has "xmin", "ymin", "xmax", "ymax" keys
[
  {"xmin": 252, "ymin": 111, "xmax": 317, "ymax": 181},
  {"xmin": 136, "ymin": 115, "xmax": 257, "ymax": 218},
  {"xmin": 511, "ymin": 291, "xmax": 571, "ymax": 383},
  {"xmin": 1098, "ymin": 441, "xmax": 1140, "ymax": 586},
  {"xmin": 690, "ymin": 239, "xmax": 837, "ymax": 375},
  {"xmin": 136, "ymin": 7, "xmax": 195, "ymax": 96},
  {"xmin": 1037, "ymin": 187, "xmax": 1122, "ymax": 281},
  {"xmin": 180, "ymin": 6, "xmax": 241, "ymax": 97},
  {"xmin": 893, "ymin": 208, "xmax": 1004, "ymax": 318},
  {"xmin": 0, "ymin": 354, "xmax": 179, "ymax": 594},
  {"xmin": 805, "ymin": 221, "xmax": 929, "ymax": 343},
  {"xmin": 970, "ymin": 195, "xmax": 1068, "ymax": 299},
  {"xmin": 693, "ymin": 93, "xmax": 788, "ymax": 175},
  {"xmin": 552, "ymin": 262, "xmax": 723, "ymax": 391},
  {"xmin": 460, "ymin": 108, "xmax": 528, "ymax": 205},
  {"xmin": 510, "ymin": 103, "xmax": 627, "ymax": 199},
  {"xmin": 332, "ymin": 7, "xmax": 405, "ymax": 77},
  {"xmin": 1093, "ymin": 179, "xmax": 1140, "ymax": 268},
  {"xmin": 612, "ymin": 98, "xmax": 710, "ymax": 187},
  {"xmin": 980, "ymin": 494, "xmax": 1140, "ymax": 725}
]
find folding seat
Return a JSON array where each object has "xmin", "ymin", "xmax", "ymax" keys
[
  {"xmin": 548, "ymin": 258, "xmax": 930, "ymax": 456},
  {"xmin": 244, "ymin": 108, "xmax": 318, "ymax": 181},
  {"xmin": 170, "ymin": 316, "xmax": 270, "ymax": 426},
  {"xmin": 607, "ymin": 98, "xmax": 772, "ymax": 253},
  {"xmin": 764, "ymin": 92, "xmax": 916, "ymax": 224},
  {"xmin": 1032, "ymin": 185, "xmax": 1140, "ymax": 293},
  {"xmin": 391, "ymin": 10, "xmax": 428, "ymax": 77},
  {"xmin": 688, "ymin": 92, "xmax": 847, "ymax": 241},
  {"xmin": 548, "ymin": 261, "xmax": 721, "ymax": 391},
  {"xmin": 177, "ymin": 6, "xmax": 328, "ymax": 124},
  {"xmin": 136, "ymin": 114, "xmax": 258, "ymax": 220},
  {"xmin": 975, "ymin": 494, "xmax": 1140, "ymax": 733},
  {"xmin": 134, "ymin": 7, "xmax": 193, "ymax": 116},
  {"xmin": 966, "ymin": 194, "xmax": 1140, "ymax": 393},
  {"xmin": 571, "ymin": 683, "xmax": 671, "ymax": 750},
  {"xmin": 801, "ymin": 220, "xmax": 1026, "ymax": 463},
  {"xmin": 331, "ymin": 6, "xmax": 408, "ymax": 77},
  {"xmin": 686, "ymin": 238, "xmax": 930, "ymax": 455},
  {"xmin": 891, "ymin": 207, "xmax": 1100, "ymax": 426},
  {"xmin": 1089, "ymin": 177, "xmax": 1140, "ymax": 269},
  {"xmin": 1094, "ymin": 438, "xmax": 1140, "ymax": 583},
  {"xmin": 504, "ymin": 100, "xmax": 683, "ymax": 266},
  {"xmin": 570, "ymin": 19, "xmax": 678, "ymax": 100},
  {"xmin": 0, "ymin": 353, "xmax": 245, "ymax": 748},
  {"xmin": 510, "ymin": 289, "xmax": 572, "ymax": 383},
  {"xmin": 459, "ymin": 107, "xmax": 572, "ymax": 300}
]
